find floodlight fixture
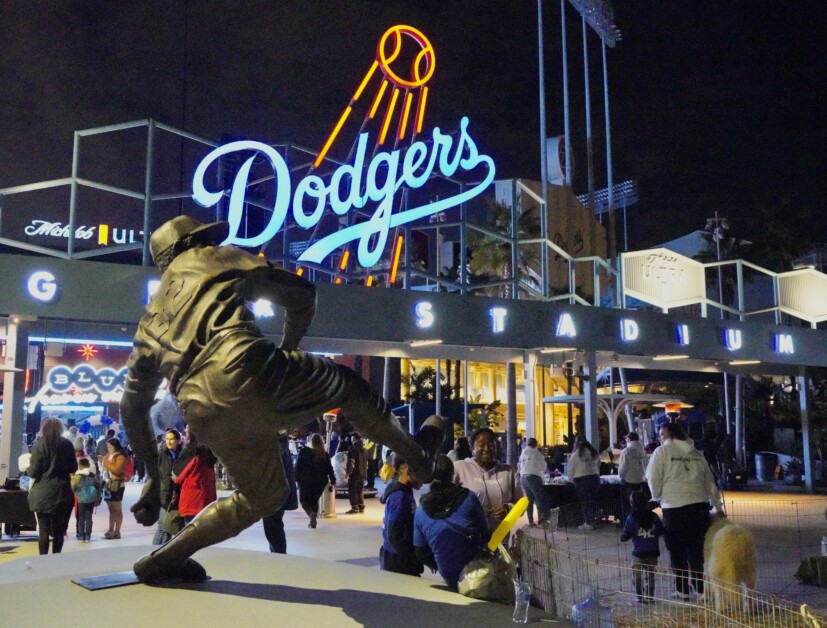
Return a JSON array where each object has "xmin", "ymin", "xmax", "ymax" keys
[{"xmin": 567, "ymin": 0, "xmax": 621, "ymax": 46}]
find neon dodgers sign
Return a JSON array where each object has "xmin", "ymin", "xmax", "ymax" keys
[{"xmin": 191, "ymin": 25, "xmax": 495, "ymax": 269}]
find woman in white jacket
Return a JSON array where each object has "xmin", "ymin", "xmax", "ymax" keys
[
  {"xmin": 646, "ymin": 421, "xmax": 723, "ymax": 601},
  {"xmin": 567, "ymin": 436, "xmax": 601, "ymax": 531}
]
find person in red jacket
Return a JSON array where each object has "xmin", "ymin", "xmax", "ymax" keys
[{"xmin": 173, "ymin": 432, "xmax": 218, "ymax": 524}]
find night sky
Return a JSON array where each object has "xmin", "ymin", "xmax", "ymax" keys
[{"xmin": 0, "ymin": 1, "xmax": 824, "ymax": 251}]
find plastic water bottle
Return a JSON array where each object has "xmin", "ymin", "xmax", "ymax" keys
[
  {"xmin": 570, "ymin": 590, "xmax": 614, "ymax": 627},
  {"xmin": 512, "ymin": 580, "xmax": 531, "ymax": 624},
  {"xmin": 821, "ymin": 536, "xmax": 827, "ymax": 557}
]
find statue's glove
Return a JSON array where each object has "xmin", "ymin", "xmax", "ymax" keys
[{"xmin": 131, "ymin": 478, "xmax": 161, "ymax": 526}]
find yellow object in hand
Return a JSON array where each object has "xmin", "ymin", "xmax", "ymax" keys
[{"xmin": 487, "ymin": 496, "xmax": 529, "ymax": 551}]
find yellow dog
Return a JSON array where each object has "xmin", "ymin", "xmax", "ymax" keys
[{"xmin": 703, "ymin": 515, "xmax": 758, "ymax": 614}]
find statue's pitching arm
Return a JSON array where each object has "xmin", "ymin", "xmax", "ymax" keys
[
  {"xmin": 121, "ymin": 345, "xmax": 164, "ymax": 526},
  {"xmin": 241, "ymin": 264, "xmax": 317, "ymax": 351}
]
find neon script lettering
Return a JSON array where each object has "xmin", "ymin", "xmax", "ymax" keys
[{"xmin": 192, "ymin": 116, "xmax": 495, "ymax": 268}]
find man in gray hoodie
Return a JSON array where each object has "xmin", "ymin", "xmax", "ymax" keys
[
  {"xmin": 646, "ymin": 422, "xmax": 723, "ymax": 600},
  {"xmin": 618, "ymin": 432, "xmax": 648, "ymax": 522}
]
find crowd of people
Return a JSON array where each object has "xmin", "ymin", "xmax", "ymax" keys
[{"xmin": 20, "ymin": 412, "xmax": 726, "ymax": 603}]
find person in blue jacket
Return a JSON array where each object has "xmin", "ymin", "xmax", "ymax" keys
[
  {"xmin": 620, "ymin": 490, "xmax": 665, "ymax": 603},
  {"xmin": 414, "ymin": 455, "xmax": 489, "ymax": 590},
  {"xmin": 380, "ymin": 453, "xmax": 424, "ymax": 576}
]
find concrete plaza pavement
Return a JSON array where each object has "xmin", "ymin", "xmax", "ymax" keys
[{"xmin": 0, "ymin": 481, "xmax": 553, "ymax": 627}]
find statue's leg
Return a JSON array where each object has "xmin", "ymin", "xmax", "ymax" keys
[
  {"xmin": 336, "ymin": 376, "xmax": 444, "ymax": 483},
  {"xmin": 133, "ymin": 418, "xmax": 288, "ymax": 583}
]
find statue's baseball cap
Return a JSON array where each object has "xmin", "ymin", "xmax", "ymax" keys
[{"xmin": 150, "ymin": 215, "xmax": 230, "ymax": 264}]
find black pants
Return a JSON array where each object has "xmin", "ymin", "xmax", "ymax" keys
[
  {"xmin": 380, "ymin": 546, "xmax": 422, "ymax": 576},
  {"xmin": 36, "ymin": 508, "xmax": 71, "ymax": 555},
  {"xmin": 662, "ymin": 502, "xmax": 710, "ymax": 595},
  {"xmin": 262, "ymin": 508, "xmax": 286, "ymax": 553},
  {"xmin": 348, "ymin": 475, "xmax": 365, "ymax": 510}
]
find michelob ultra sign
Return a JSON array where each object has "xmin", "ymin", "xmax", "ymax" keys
[{"xmin": 192, "ymin": 25, "xmax": 496, "ymax": 269}]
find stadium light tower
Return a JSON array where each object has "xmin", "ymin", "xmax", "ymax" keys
[{"xmin": 567, "ymin": 0, "xmax": 621, "ymax": 47}]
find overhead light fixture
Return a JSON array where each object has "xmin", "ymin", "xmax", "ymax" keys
[
  {"xmin": 409, "ymin": 339, "xmax": 443, "ymax": 347},
  {"xmin": 653, "ymin": 400, "xmax": 694, "ymax": 410},
  {"xmin": 539, "ymin": 347, "xmax": 576, "ymax": 354},
  {"xmin": 729, "ymin": 359, "xmax": 761, "ymax": 366},
  {"xmin": 652, "ymin": 354, "xmax": 690, "ymax": 361}
]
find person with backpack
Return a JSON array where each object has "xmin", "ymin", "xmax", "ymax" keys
[{"xmin": 71, "ymin": 457, "xmax": 102, "ymax": 542}]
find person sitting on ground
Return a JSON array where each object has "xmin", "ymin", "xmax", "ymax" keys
[
  {"xmin": 453, "ymin": 427, "xmax": 522, "ymax": 533},
  {"xmin": 414, "ymin": 455, "xmax": 488, "ymax": 589},
  {"xmin": 620, "ymin": 490, "xmax": 665, "ymax": 604},
  {"xmin": 379, "ymin": 453, "xmax": 424, "ymax": 576},
  {"xmin": 295, "ymin": 433, "xmax": 336, "ymax": 528}
]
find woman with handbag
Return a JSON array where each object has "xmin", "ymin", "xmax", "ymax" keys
[
  {"xmin": 100, "ymin": 437, "xmax": 128, "ymax": 539},
  {"xmin": 26, "ymin": 417, "xmax": 78, "ymax": 554}
]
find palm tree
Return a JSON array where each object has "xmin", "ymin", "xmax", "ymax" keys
[
  {"xmin": 741, "ymin": 197, "xmax": 814, "ymax": 272},
  {"xmin": 467, "ymin": 199, "xmax": 540, "ymax": 298}
]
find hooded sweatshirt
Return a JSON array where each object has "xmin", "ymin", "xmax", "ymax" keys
[
  {"xmin": 618, "ymin": 440, "xmax": 647, "ymax": 484},
  {"xmin": 380, "ymin": 480, "xmax": 419, "ymax": 564},
  {"xmin": 646, "ymin": 438, "xmax": 722, "ymax": 510},
  {"xmin": 414, "ymin": 483, "xmax": 488, "ymax": 589}
]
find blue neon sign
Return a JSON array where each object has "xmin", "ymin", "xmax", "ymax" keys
[{"xmin": 192, "ymin": 117, "xmax": 495, "ymax": 269}]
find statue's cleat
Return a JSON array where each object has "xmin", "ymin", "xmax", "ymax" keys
[
  {"xmin": 134, "ymin": 554, "xmax": 208, "ymax": 584},
  {"xmin": 412, "ymin": 415, "xmax": 446, "ymax": 483}
]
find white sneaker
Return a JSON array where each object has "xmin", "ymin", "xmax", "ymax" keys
[
  {"xmin": 670, "ymin": 591, "xmax": 691, "ymax": 601},
  {"xmin": 577, "ymin": 523, "xmax": 594, "ymax": 531}
]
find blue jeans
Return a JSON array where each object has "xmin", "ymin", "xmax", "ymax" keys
[
  {"xmin": 153, "ymin": 507, "xmax": 171, "ymax": 545},
  {"xmin": 573, "ymin": 474, "xmax": 601, "ymax": 525},
  {"xmin": 520, "ymin": 474, "xmax": 550, "ymax": 524}
]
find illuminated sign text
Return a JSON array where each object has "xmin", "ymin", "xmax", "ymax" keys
[
  {"xmin": 193, "ymin": 118, "xmax": 494, "ymax": 269},
  {"xmin": 27, "ymin": 271, "xmax": 58, "ymax": 302},
  {"xmin": 725, "ymin": 329, "xmax": 742, "ymax": 351},
  {"xmin": 556, "ymin": 313, "xmax": 577, "ymax": 338},
  {"xmin": 415, "ymin": 302, "xmax": 434, "ymax": 328},
  {"xmin": 621, "ymin": 319, "xmax": 639, "ymax": 341},
  {"xmin": 490, "ymin": 307, "xmax": 506, "ymax": 333}
]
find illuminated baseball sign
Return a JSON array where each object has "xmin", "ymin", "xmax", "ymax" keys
[{"xmin": 191, "ymin": 25, "xmax": 495, "ymax": 269}]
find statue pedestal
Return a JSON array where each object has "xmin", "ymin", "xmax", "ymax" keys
[{"xmin": 0, "ymin": 546, "xmax": 520, "ymax": 625}]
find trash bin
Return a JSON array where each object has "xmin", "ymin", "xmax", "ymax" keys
[
  {"xmin": 319, "ymin": 483, "xmax": 337, "ymax": 519},
  {"xmin": 755, "ymin": 452, "xmax": 778, "ymax": 481}
]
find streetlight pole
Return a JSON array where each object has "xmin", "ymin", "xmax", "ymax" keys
[{"xmin": 706, "ymin": 212, "xmax": 732, "ymax": 438}]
